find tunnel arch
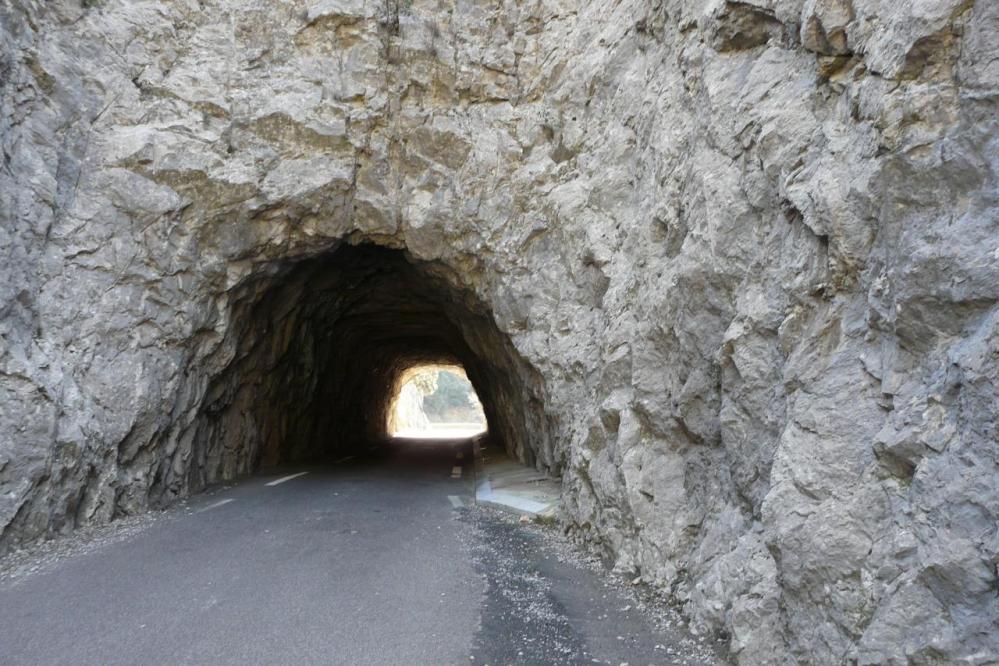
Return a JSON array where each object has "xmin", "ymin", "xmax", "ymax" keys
[{"xmin": 166, "ymin": 243, "xmax": 551, "ymax": 498}]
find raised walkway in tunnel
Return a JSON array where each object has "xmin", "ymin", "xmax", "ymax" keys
[{"xmin": 0, "ymin": 438, "xmax": 720, "ymax": 665}]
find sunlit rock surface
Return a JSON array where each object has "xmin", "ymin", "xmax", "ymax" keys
[{"xmin": 1, "ymin": 0, "xmax": 996, "ymax": 662}]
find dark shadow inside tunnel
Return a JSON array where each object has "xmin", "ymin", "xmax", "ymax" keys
[{"xmin": 174, "ymin": 243, "xmax": 553, "ymax": 497}]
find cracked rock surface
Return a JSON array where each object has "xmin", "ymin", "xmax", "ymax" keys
[{"xmin": 1, "ymin": 0, "xmax": 996, "ymax": 662}]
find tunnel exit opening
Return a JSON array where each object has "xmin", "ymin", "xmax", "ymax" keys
[{"xmin": 387, "ymin": 364, "xmax": 488, "ymax": 439}]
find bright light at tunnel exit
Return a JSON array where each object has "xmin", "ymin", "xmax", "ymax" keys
[{"xmin": 387, "ymin": 364, "xmax": 488, "ymax": 439}]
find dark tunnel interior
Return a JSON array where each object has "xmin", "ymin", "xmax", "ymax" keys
[{"xmin": 178, "ymin": 243, "xmax": 553, "ymax": 494}]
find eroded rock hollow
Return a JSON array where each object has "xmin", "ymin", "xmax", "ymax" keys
[{"xmin": 1, "ymin": 0, "xmax": 996, "ymax": 662}]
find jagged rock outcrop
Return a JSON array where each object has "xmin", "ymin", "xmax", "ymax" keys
[{"xmin": 1, "ymin": 0, "xmax": 996, "ymax": 662}]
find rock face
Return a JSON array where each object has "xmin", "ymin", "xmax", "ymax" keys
[{"xmin": 1, "ymin": 0, "xmax": 996, "ymax": 662}]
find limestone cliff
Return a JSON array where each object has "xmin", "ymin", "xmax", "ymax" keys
[{"xmin": 1, "ymin": 0, "xmax": 996, "ymax": 662}]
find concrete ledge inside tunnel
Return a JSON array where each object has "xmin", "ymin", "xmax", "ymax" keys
[{"xmin": 177, "ymin": 243, "xmax": 555, "ymax": 499}]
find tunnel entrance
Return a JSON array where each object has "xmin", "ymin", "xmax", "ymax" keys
[
  {"xmin": 174, "ymin": 243, "xmax": 552, "ymax": 498},
  {"xmin": 387, "ymin": 364, "xmax": 488, "ymax": 439}
]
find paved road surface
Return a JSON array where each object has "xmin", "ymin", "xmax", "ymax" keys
[{"xmin": 0, "ymin": 439, "xmax": 720, "ymax": 665}]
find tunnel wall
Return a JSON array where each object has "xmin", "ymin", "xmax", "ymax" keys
[{"xmin": 1, "ymin": 1, "xmax": 997, "ymax": 663}]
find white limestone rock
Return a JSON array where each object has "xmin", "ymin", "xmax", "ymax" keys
[{"xmin": 0, "ymin": 0, "xmax": 995, "ymax": 662}]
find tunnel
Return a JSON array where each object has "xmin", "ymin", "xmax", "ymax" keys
[{"xmin": 169, "ymin": 243, "xmax": 552, "ymax": 497}]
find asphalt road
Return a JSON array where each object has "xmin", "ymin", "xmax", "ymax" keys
[{"xmin": 0, "ymin": 439, "xmax": 721, "ymax": 665}]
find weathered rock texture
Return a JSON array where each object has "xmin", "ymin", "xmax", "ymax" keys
[{"xmin": 1, "ymin": 0, "xmax": 996, "ymax": 662}]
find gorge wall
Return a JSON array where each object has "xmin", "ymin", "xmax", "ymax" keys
[{"xmin": 1, "ymin": 0, "xmax": 997, "ymax": 662}]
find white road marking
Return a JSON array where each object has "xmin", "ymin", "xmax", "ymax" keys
[
  {"xmin": 334, "ymin": 455, "xmax": 356, "ymax": 464},
  {"xmin": 198, "ymin": 498, "xmax": 234, "ymax": 512},
  {"xmin": 451, "ymin": 466, "xmax": 462, "ymax": 478},
  {"xmin": 265, "ymin": 472, "xmax": 309, "ymax": 487},
  {"xmin": 448, "ymin": 495, "xmax": 464, "ymax": 508}
]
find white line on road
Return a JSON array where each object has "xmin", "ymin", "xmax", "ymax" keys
[
  {"xmin": 448, "ymin": 495, "xmax": 464, "ymax": 508},
  {"xmin": 333, "ymin": 456, "xmax": 356, "ymax": 464},
  {"xmin": 265, "ymin": 472, "xmax": 309, "ymax": 487},
  {"xmin": 451, "ymin": 466, "xmax": 462, "ymax": 478},
  {"xmin": 198, "ymin": 498, "xmax": 234, "ymax": 512}
]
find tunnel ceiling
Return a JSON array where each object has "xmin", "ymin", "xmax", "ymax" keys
[{"xmin": 184, "ymin": 244, "xmax": 549, "ymax": 492}]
